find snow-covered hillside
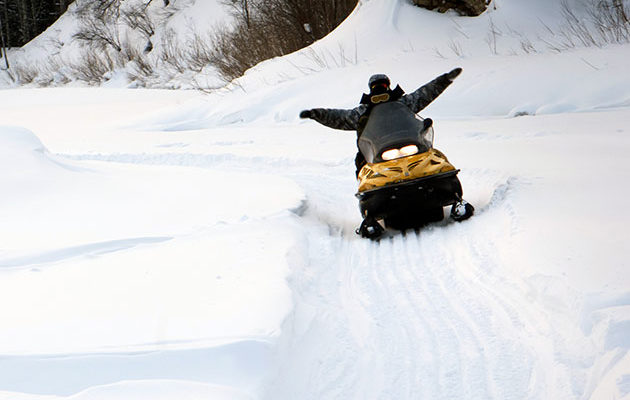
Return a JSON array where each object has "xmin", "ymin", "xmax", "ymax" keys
[
  {"xmin": 1, "ymin": 0, "xmax": 630, "ymax": 399},
  {"xmin": 1, "ymin": 0, "xmax": 233, "ymax": 88}
]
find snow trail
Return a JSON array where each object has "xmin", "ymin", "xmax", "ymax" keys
[{"xmin": 263, "ymin": 173, "xmax": 580, "ymax": 399}]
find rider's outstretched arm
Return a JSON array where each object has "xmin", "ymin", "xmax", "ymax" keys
[
  {"xmin": 300, "ymin": 105, "xmax": 366, "ymax": 131},
  {"xmin": 401, "ymin": 68, "xmax": 462, "ymax": 114}
]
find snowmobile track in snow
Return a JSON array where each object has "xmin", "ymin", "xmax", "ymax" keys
[
  {"xmin": 266, "ymin": 176, "xmax": 572, "ymax": 399},
  {"xmin": 56, "ymin": 146, "xmax": 584, "ymax": 399}
]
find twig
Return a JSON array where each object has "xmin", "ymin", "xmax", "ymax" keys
[{"xmin": 580, "ymin": 57, "xmax": 599, "ymax": 70}]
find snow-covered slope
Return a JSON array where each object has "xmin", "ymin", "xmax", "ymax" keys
[
  {"xmin": 2, "ymin": 0, "xmax": 232, "ymax": 88},
  {"xmin": 1, "ymin": 0, "xmax": 629, "ymax": 399}
]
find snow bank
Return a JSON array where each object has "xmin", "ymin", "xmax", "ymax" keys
[
  {"xmin": 6, "ymin": 0, "xmax": 233, "ymax": 89},
  {"xmin": 1, "ymin": 125, "xmax": 60, "ymax": 172},
  {"xmin": 118, "ymin": 0, "xmax": 630, "ymax": 130},
  {"xmin": 0, "ymin": 124, "xmax": 305, "ymax": 251},
  {"xmin": 0, "ymin": 123, "xmax": 305, "ymax": 397},
  {"xmin": 0, "ymin": 380, "xmax": 254, "ymax": 400}
]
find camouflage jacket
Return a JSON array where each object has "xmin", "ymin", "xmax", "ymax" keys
[{"xmin": 308, "ymin": 71, "xmax": 456, "ymax": 134}]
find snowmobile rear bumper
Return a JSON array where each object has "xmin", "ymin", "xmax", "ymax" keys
[{"xmin": 355, "ymin": 170, "xmax": 463, "ymax": 223}]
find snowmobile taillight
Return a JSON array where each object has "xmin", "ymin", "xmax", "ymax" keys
[{"xmin": 381, "ymin": 144, "xmax": 419, "ymax": 161}]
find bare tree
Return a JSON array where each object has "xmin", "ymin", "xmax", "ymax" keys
[
  {"xmin": 222, "ymin": 0, "xmax": 251, "ymax": 28},
  {"xmin": 73, "ymin": 0, "xmax": 124, "ymax": 52},
  {"xmin": 122, "ymin": 4, "xmax": 155, "ymax": 37},
  {"xmin": 0, "ymin": 13, "xmax": 8, "ymax": 69},
  {"xmin": 0, "ymin": 0, "xmax": 70, "ymax": 47}
]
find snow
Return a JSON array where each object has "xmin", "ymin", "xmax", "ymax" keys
[{"xmin": 1, "ymin": 0, "xmax": 630, "ymax": 399}]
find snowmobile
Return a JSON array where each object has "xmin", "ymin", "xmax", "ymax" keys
[{"xmin": 355, "ymin": 101, "xmax": 474, "ymax": 239}]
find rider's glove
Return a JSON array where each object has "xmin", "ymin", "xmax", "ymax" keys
[
  {"xmin": 299, "ymin": 109, "xmax": 312, "ymax": 119},
  {"xmin": 446, "ymin": 67, "xmax": 462, "ymax": 82}
]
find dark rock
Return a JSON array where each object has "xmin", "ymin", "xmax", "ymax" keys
[{"xmin": 412, "ymin": 0, "xmax": 490, "ymax": 16}]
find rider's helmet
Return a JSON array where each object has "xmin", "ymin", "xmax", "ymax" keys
[{"xmin": 368, "ymin": 74, "xmax": 391, "ymax": 92}]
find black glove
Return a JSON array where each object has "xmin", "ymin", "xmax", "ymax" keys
[
  {"xmin": 299, "ymin": 109, "xmax": 312, "ymax": 119},
  {"xmin": 446, "ymin": 67, "xmax": 462, "ymax": 82}
]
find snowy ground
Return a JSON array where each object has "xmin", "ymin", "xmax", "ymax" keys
[{"xmin": 2, "ymin": 0, "xmax": 630, "ymax": 399}]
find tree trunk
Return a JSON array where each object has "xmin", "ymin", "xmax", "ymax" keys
[
  {"xmin": 0, "ymin": 14, "xmax": 9, "ymax": 69},
  {"xmin": 0, "ymin": 1, "xmax": 10, "ymax": 48}
]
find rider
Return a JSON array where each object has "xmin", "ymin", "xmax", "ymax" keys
[
  {"xmin": 300, "ymin": 68, "xmax": 474, "ymax": 237},
  {"xmin": 300, "ymin": 68, "xmax": 463, "ymax": 176}
]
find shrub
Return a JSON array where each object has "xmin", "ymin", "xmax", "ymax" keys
[
  {"xmin": 211, "ymin": 0, "xmax": 358, "ymax": 81},
  {"xmin": 544, "ymin": 0, "xmax": 630, "ymax": 51}
]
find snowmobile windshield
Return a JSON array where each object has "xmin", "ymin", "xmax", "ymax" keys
[{"xmin": 358, "ymin": 102, "xmax": 434, "ymax": 164}]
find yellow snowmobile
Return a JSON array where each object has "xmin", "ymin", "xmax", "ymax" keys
[{"xmin": 355, "ymin": 101, "xmax": 473, "ymax": 239}]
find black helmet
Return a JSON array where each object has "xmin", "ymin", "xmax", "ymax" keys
[{"xmin": 368, "ymin": 74, "xmax": 390, "ymax": 90}]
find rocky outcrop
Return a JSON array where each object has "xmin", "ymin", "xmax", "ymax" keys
[{"xmin": 412, "ymin": 0, "xmax": 490, "ymax": 16}]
